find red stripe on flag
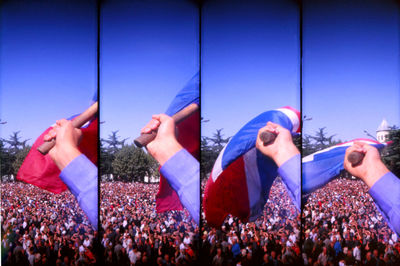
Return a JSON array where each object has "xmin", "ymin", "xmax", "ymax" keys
[
  {"xmin": 176, "ymin": 109, "xmax": 200, "ymax": 160},
  {"xmin": 203, "ymin": 156, "xmax": 250, "ymax": 228},
  {"xmin": 156, "ymin": 170, "xmax": 184, "ymax": 212},
  {"xmin": 156, "ymin": 110, "xmax": 200, "ymax": 213},
  {"xmin": 78, "ymin": 118, "xmax": 98, "ymax": 165},
  {"xmin": 17, "ymin": 118, "xmax": 98, "ymax": 193}
]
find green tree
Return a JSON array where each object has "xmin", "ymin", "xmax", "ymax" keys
[
  {"xmin": 147, "ymin": 155, "xmax": 160, "ymax": 181},
  {"xmin": 102, "ymin": 131, "xmax": 128, "ymax": 154},
  {"xmin": 302, "ymin": 127, "xmax": 341, "ymax": 157},
  {"xmin": 100, "ymin": 131, "xmax": 129, "ymax": 180},
  {"xmin": 4, "ymin": 131, "xmax": 30, "ymax": 154},
  {"xmin": 12, "ymin": 146, "xmax": 31, "ymax": 177},
  {"xmin": 0, "ymin": 139, "xmax": 13, "ymax": 181},
  {"xmin": 99, "ymin": 139, "xmax": 115, "ymax": 179},
  {"xmin": 208, "ymin": 129, "xmax": 230, "ymax": 152},
  {"xmin": 1, "ymin": 132, "xmax": 30, "ymax": 181},
  {"xmin": 200, "ymin": 136, "xmax": 219, "ymax": 180},
  {"xmin": 302, "ymin": 135, "xmax": 315, "ymax": 157},
  {"xmin": 201, "ymin": 128, "xmax": 231, "ymax": 180},
  {"xmin": 112, "ymin": 145, "xmax": 156, "ymax": 182},
  {"xmin": 309, "ymin": 127, "xmax": 338, "ymax": 151},
  {"xmin": 382, "ymin": 128, "xmax": 400, "ymax": 177}
]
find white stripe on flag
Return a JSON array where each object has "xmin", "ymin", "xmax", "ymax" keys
[
  {"xmin": 276, "ymin": 108, "xmax": 300, "ymax": 133},
  {"xmin": 211, "ymin": 145, "xmax": 227, "ymax": 182},
  {"xmin": 302, "ymin": 139, "xmax": 381, "ymax": 163}
]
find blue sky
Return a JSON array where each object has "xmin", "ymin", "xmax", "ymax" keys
[
  {"xmin": 100, "ymin": 0, "xmax": 199, "ymax": 143},
  {"xmin": 100, "ymin": 0, "xmax": 300, "ymax": 144},
  {"xmin": 0, "ymin": 1, "xmax": 97, "ymax": 145},
  {"xmin": 303, "ymin": 0, "xmax": 400, "ymax": 142},
  {"xmin": 201, "ymin": 0, "xmax": 300, "ymax": 139},
  {"xmin": 1, "ymin": 0, "xmax": 398, "ymax": 146}
]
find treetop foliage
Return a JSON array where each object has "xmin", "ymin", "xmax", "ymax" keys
[
  {"xmin": 1, "ymin": 131, "xmax": 31, "ymax": 181},
  {"xmin": 201, "ymin": 128, "xmax": 231, "ymax": 180},
  {"xmin": 302, "ymin": 127, "xmax": 341, "ymax": 157},
  {"xmin": 100, "ymin": 132, "xmax": 159, "ymax": 182},
  {"xmin": 382, "ymin": 128, "xmax": 400, "ymax": 177}
]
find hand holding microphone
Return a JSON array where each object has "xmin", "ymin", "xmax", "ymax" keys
[
  {"xmin": 140, "ymin": 114, "xmax": 183, "ymax": 166},
  {"xmin": 344, "ymin": 142, "xmax": 389, "ymax": 188},
  {"xmin": 256, "ymin": 122, "xmax": 299, "ymax": 167}
]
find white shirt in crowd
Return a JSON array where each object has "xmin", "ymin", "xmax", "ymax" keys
[{"xmin": 353, "ymin": 246, "xmax": 361, "ymax": 261}]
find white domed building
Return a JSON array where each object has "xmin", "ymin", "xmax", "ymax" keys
[{"xmin": 376, "ymin": 119, "xmax": 391, "ymax": 143}]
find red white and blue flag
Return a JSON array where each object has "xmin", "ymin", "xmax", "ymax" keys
[
  {"xmin": 203, "ymin": 107, "xmax": 300, "ymax": 227},
  {"xmin": 17, "ymin": 96, "xmax": 98, "ymax": 194},
  {"xmin": 156, "ymin": 73, "xmax": 199, "ymax": 213},
  {"xmin": 302, "ymin": 138, "xmax": 386, "ymax": 194}
]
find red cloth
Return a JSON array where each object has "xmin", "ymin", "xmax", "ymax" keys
[
  {"xmin": 16, "ymin": 118, "xmax": 98, "ymax": 193},
  {"xmin": 155, "ymin": 110, "xmax": 199, "ymax": 213},
  {"xmin": 203, "ymin": 156, "xmax": 250, "ymax": 228}
]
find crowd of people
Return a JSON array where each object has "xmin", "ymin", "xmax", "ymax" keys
[
  {"xmin": 100, "ymin": 182, "xmax": 199, "ymax": 265},
  {"xmin": 3, "ymin": 175, "xmax": 400, "ymax": 266},
  {"xmin": 201, "ymin": 177, "xmax": 301, "ymax": 265},
  {"xmin": 1, "ymin": 182, "xmax": 97, "ymax": 265},
  {"xmin": 302, "ymin": 177, "xmax": 400, "ymax": 265}
]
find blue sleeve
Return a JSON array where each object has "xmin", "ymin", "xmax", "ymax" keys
[
  {"xmin": 369, "ymin": 172, "xmax": 400, "ymax": 236},
  {"xmin": 277, "ymin": 154, "xmax": 300, "ymax": 212},
  {"xmin": 160, "ymin": 149, "xmax": 199, "ymax": 225},
  {"xmin": 59, "ymin": 154, "xmax": 98, "ymax": 230}
]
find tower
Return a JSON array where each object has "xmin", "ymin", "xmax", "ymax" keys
[{"xmin": 376, "ymin": 119, "xmax": 390, "ymax": 143}]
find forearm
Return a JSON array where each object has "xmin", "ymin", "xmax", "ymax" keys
[
  {"xmin": 149, "ymin": 140, "xmax": 183, "ymax": 166},
  {"xmin": 59, "ymin": 154, "xmax": 98, "ymax": 230},
  {"xmin": 160, "ymin": 149, "xmax": 200, "ymax": 224},
  {"xmin": 277, "ymin": 154, "xmax": 300, "ymax": 211},
  {"xmin": 51, "ymin": 145, "xmax": 82, "ymax": 171},
  {"xmin": 362, "ymin": 161, "xmax": 390, "ymax": 189},
  {"xmin": 369, "ymin": 172, "xmax": 400, "ymax": 235}
]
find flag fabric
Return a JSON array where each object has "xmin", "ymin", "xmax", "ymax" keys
[
  {"xmin": 302, "ymin": 138, "xmax": 386, "ymax": 195},
  {"xmin": 155, "ymin": 73, "xmax": 200, "ymax": 213},
  {"xmin": 203, "ymin": 107, "xmax": 300, "ymax": 228},
  {"xmin": 17, "ymin": 112, "xmax": 98, "ymax": 194}
]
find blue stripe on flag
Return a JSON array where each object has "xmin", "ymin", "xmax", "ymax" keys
[
  {"xmin": 256, "ymin": 149, "xmax": 277, "ymax": 203},
  {"xmin": 221, "ymin": 110, "xmax": 293, "ymax": 170},
  {"xmin": 165, "ymin": 73, "xmax": 199, "ymax": 116},
  {"xmin": 302, "ymin": 142, "xmax": 385, "ymax": 194}
]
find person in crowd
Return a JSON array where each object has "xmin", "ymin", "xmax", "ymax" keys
[
  {"xmin": 1, "ymin": 182, "xmax": 97, "ymax": 265},
  {"xmin": 100, "ymin": 181, "xmax": 199, "ymax": 265},
  {"xmin": 95, "ymin": 113, "xmax": 201, "ymax": 265}
]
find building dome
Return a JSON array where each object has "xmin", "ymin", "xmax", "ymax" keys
[
  {"xmin": 376, "ymin": 119, "xmax": 390, "ymax": 143},
  {"xmin": 376, "ymin": 118, "xmax": 390, "ymax": 132}
]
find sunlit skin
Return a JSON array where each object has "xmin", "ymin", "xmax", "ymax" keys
[
  {"xmin": 256, "ymin": 121, "xmax": 299, "ymax": 167},
  {"xmin": 43, "ymin": 119, "xmax": 82, "ymax": 171},
  {"xmin": 344, "ymin": 142, "xmax": 389, "ymax": 188},
  {"xmin": 141, "ymin": 114, "xmax": 183, "ymax": 166}
]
